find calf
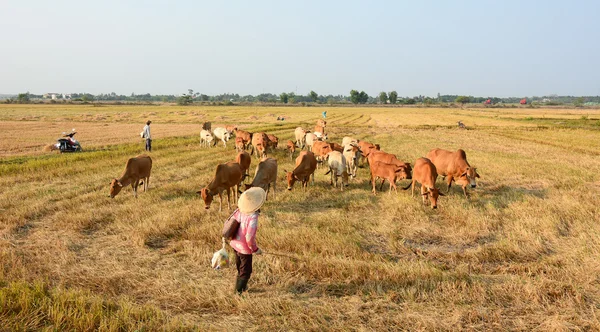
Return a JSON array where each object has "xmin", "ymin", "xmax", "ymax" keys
[
  {"xmin": 251, "ymin": 132, "xmax": 269, "ymax": 159},
  {"xmin": 403, "ymin": 158, "xmax": 444, "ymax": 209},
  {"xmin": 369, "ymin": 161, "xmax": 411, "ymax": 195},
  {"xmin": 235, "ymin": 137, "xmax": 245, "ymax": 152},
  {"xmin": 366, "ymin": 151, "xmax": 412, "ymax": 179},
  {"xmin": 294, "ymin": 127, "xmax": 307, "ymax": 149},
  {"xmin": 235, "ymin": 129, "xmax": 253, "ymax": 150},
  {"xmin": 110, "ymin": 155, "xmax": 152, "ymax": 198},
  {"xmin": 324, "ymin": 151, "xmax": 349, "ymax": 190},
  {"xmin": 285, "ymin": 151, "xmax": 317, "ymax": 191},
  {"xmin": 213, "ymin": 127, "xmax": 232, "ymax": 148},
  {"xmin": 426, "ymin": 148, "xmax": 480, "ymax": 197},
  {"xmin": 343, "ymin": 144, "xmax": 361, "ymax": 178},
  {"xmin": 245, "ymin": 157, "xmax": 277, "ymax": 200},
  {"xmin": 286, "ymin": 140, "xmax": 296, "ymax": 160},
  {"xmin": 197, "ymin": 162, "xmax": 243, "ymax": 212},
  {"xmin": 200, "ymin": 129, "xmax": 214, "ymax": 148}
]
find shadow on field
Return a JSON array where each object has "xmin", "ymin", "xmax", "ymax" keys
[{"xmin": 469, "ymin": 184, "xmax": 547, "ymax": 211}]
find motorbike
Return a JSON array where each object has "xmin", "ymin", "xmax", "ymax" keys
[{"xmin": 54, "ymin": 130, "xmax": 82, "ymax": 152}]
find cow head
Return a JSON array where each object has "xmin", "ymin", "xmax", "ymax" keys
[
  {"xmin": 422, "ymin": 187, "xmax": 444, "ymax": 209},
  {"xmin": 109, "ymin": 178, "xmax": 123, "ymax": 198},
  {"xmin": 458, "ymin": 167, "xmax": 480, "ymax": 188},
  {"xmin": 197, "ymin": 187, "xmax": 213, "ymax": 209},
  {"xmin": 284, "ymin": 170, "xmax": 298, "ymax": 190},
  {"xmin": 341, "ymin": 170, "xmax": 349, "ymax": 187}
]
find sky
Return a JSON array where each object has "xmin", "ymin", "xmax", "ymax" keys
[{"xmin": 1, "ymin": 0, "xmax": 599, "ymax": 97}]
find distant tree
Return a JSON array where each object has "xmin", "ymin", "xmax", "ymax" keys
[
  {"xmin": 288, "ymin": 92, "xmax": 296, "ymax": 104},
  {"xmin": 574, "ymin": 97, "xmax": 585, "ymax": 107},
  {"xmin": 309, "ymin": 90, "xmax": 318, "ymax": 103},
  {"xmin": 455, "ymin": 96, "xmax": 470, "ymax": 104},
  {"xmin": 359, "ymin": 91, "xmax": 369, "ymax": 104},
  {"xmin": 379, "ymin": 92, "xmax": 388, "ymax": 104},
  {"xmin": 389, "ymin": 91, "xmax": 398, "ymax": 104},
  {"xmin": 350, "ymin": 90, "xmax": 360, "ymax": 104},
  {"xmin": 200, "ymin": 94, "xmax": 209, "ymax": 101},
  {"xmin": 17, "ymin": 92, "xmax": 30, "ymax": 103},
  {"xmin": 177, "ymin": 94, "xmax": 193, "ymax": 105},
  {"xmin": 280, "ymin": 92, "xmax": 289, "ymax": 104}
]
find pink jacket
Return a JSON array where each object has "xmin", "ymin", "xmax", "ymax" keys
[{"xmin": 229, "ymin": 209, "xmax": 259, "ymax": 255}]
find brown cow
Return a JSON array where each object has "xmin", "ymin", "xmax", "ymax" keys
[
  {"xmin": 312, "ymin": 141, "xmax": 333, "ymax": 169},
  {"xmin": 286, "ymin": 140, "xmax": 296, "ymax": 160},
  {"xmin": 235, "ymin": 129, "xmax": 253, "ymax": 150},
  {"xmin": 403, "ymin": 158, "xmax": 444, "ymax": 209},
  {"xmin": 110, "ymin": 155, "xmax": 152, "ymax": 198},
  {"xmin": 245, "ymin": 158, "xmax": 277, "ymax": 200},
  {"xmin": 235, "ymin": 151, "xmax": 251, "ymax": 182},
  {"xmin": 426, "ymin": 148, "xmax": 480, "ymax": 197},
  {"xmin": 317, "ymin": 119, "xmax": 326, "ymax": 128},
  {"xmin": 366, "ymin": 151, "xmax": 412, "ymax": 179},
  {"xmin": 369, "ymin": 161, "xmax": 411, "ymax": 195},
  {"xmin": 329, "ymin": 142, "xmax": 344, "ymax": 153},
  {"xmin": 285, "ymin": 151, "xmax": 317, "ymax": 191},
  {"xmin": 357, "ymin": 140, "xmax": 380, "ymax": 166},
  {"xmin": 314, "ymin": 125, "xmax": 325, "ymax": 135},
  {"xmin": 235, "ymin": 137, "xmax": 245, "ymax": 153},
  {"xmin": 226, "ymin": 125, "xmax": 238, "ymax": 133},
  {"xmin": 251, "ymin": 132, "xmax": 269, "ymax": 159},
  {"xmin": 266, "ymin": 134, "xmax": 279, "ymax": 149},
  {"xmin": 197, "ymin": 162, "xmax": 243, "ymax": 212}
]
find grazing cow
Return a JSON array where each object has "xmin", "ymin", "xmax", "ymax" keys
[
  {"xmin": 329, "ymin": 142, "xmax": 344, "ymax": 153},
  {"xmin": 213, "ymin": 127, "xmax": 232, "ymax": 148},
  {"xmin": 197, "ymin": 162, "xmax": 243, "ymax": 212},
  {"xmin": 285, "ymin": 151, "xmax": 317, "ymax": 191},
  {"xmin": 235, "ymin": 151, "xmax": 251, "ymax": 183},
  {"xmin": 235, "ymin": 129, "xmax": 253, "ymax": 150},
  {"xmin": 226, "ymin": 125, "xmax": 238, "ymax": 133},
  {"xmin": 251, "ymin": 132, "xmax": 269, "ymax": 159},
  {"xmin": 317, "ymin": 119, "xmax": 326, "ymax": 128},
  {"xmin": 357, "ymin": 141, "xmax": 381, "ymax": 166},
  {"xmin": 200, "ymin": 129, "xmax": 214, "ymax": 148},
  {"xmin": 109, "ymin": 155, "xmax": 152, "ymax": 198},
  {"xmin": 403, "ymin": 158, "xmax": 444, "ymax": 209},
  {"xmin": 426, "ymin": 148, "xmax": 480, "ymax": 197},
  {"xmin": 312, "ymin": 141, "xmax": 333, "ymax": 169},
  {"xmin": 245, "ymin": 158, "xmax": 277, "ymax": 200},
  {"xmin": 369, "ymin": 161, "xmax": 411, "ymax": 195},
  {"xmin": 235, "ymin": 137, "xmax": 245, "ymax": 152},
  {"xmin": 342, "ymin": 136, "xmax": 358, "ymax": 148},
  {"xmin": 314, "ymin": 125, "xmax": 325, "ymax": 136},
  {"xmin": 286, "ymin": 140, "xmax": 296, "ymax": 160},
  {"xmin": 366, "ymin": 151, "xmax": 412, "ymax": 178},
  {"xmin": 343, "ymin": 144, "xmax": 361, "ymax": 178},
  {"xmin": 324, "ymin": 151, "xmax": 349, "ymax": 190},
  {"xmin": 266, "ymin": 134, "xmax": 279, "ymax": 149},
  {"xmin": 294, "ymin": 127, "xmax": 307, "ymax": 149}
]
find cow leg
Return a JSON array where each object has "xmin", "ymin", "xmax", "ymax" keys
[
  {"xmin": 218, "ymin": 192, "xmax": 223, "ymax": 212},
  {"xmin": 132, "ymin": 180, "xmax": 139, "ymax": 198},
  {"xmin": 371, "ymin": 175, "xmax": 377, "ymax": 194},
  {"xmin": 420, "ymin": 186, "xmax": 427, "ymax": 204},
  {"xmin": 462, "ymin": 185, "xmax": 468, "ymax": 198},
  {"xmin": 446, "ymin": 176, "xmax": 453, "ymax": 193},
  {"xmin": 226, "ymin": 187, "xmax": 232, "ymax": 211},
  {"xmin": 391, "ymin": 178, "xmax": 397, "ymax": 193},
  {"xmin": 411, "ymin": 181, "xmax": 415, "ymax": 197},
  {"xmin": 379, "ymin": 178, "xmax": 386, "ymax": 191},
  {"xmin": 272, "ymin": 180, "xmax": 276, "ymax": 200}
]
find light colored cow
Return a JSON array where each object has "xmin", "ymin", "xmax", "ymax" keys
[
  {"xmin": 213, "ymin": 127, "xmax": 232, "ymax": 148},
  {"xmin": 325, "ymin": 151, "xmax": 349, "ymax": 190},
  {"xmin": 200, "ymin": 129, "xmax": 214, "ymax": 148}
]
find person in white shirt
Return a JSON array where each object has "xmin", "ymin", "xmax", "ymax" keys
[{"xmin": 142, "ymin": 120, "xmax": 152, "ymax": 151}]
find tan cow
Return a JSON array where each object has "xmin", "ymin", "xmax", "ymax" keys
[
  {"xmin": 266, "ymin": 134, "xmax": 279, "ymax": 149},
  {"xmin": 317, "ymin": 119, "xmax": 326, "ymax": 128},
  {"xmin": 235, "ymin": 137, "xmax": 245, "ymax": 152},
  {"xmin": 343, "ymin": 144, "xmax": 361, "ymax": 179},
  {"xmin": 285, "ymin": 151, "xmax": 317, "ymax": 191},
  {"xmin": 403, "ymin": 158, "xmax": 444, "ymax": 209},
  {"xmin": 324, "ymin": 151, "xmax": 349, "ymax": 190},
  {"xmin": 357, "ymin": 140, "xmax": 380, "ymax": 165},
  {"xmin": 251, "ymin": 132, "xmax": 269, "ymax": 159},
  {"xmin": 294, "ymin": 127, "xmax": 306, "ymax": 149},
  {"xmin": 226, "ymin": 125, "xmax": 238, "ymax": 133},
  {"xmin": 110, "ymin": 155, "xmax": 152, "ymax": 198},
  {"xmin": 197, "ymin": 162, "xmax": 243, "ymax": 212},
  {"xmin": 366, "ymin": 151, "xmax": 412, "ymax": 178},
  {"xmin": 329, "ymin": 142, "xmax": 344, "ymax": 153},
  {"xmin": 369, "ymin": 161, "xmax": 411, "ymax": 194},
  {"xmin": 286, "ymin": 140, "xmax": 296, "ymax": 160},
  {"xmin": 235, "ymin": 151, "xmax": 251, "ymax": 183},
  {"xmin": 235, "ymin": 129, "xmax": 253, "ymax": 150},
  {"xmin": 426, "ymin": 148, "xmax": 480, "ymax": 197},
  {"xmin": 245, "ymin": 157, "xmax": 277, "ymax": 200},
  {"xmin": 342, "ymin": 136, "xmax": 358, "ymax": 148},
  {"xmin": 314, "ymin": 125, "xmax": 325, "ymax": 136},
  {"xmin": 312, "ymin": 140, "xmax": 333, "ymax": 169}
]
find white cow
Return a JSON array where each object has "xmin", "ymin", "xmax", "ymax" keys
[
  {"xmin": 342, "ymin": 136, "xmax": 358, "ymax": 148},
  {"xmin": 325, "ymin": 151, "xmax": 349, "ymax": 190},
  {"xmin": 313, "ymin": 131, "xmax": 328, "ymax": 141},
  {"xmin": 294, "ymin": 127, "xmax": 307, "ymax": 149},
  {"xmin": 213, "ymin": 127, "xmax": 231, "ymax": 148},
  {"xmin": 343, "ymin": 144, "xmax": 361, "ymax": 179},
  {"xmin": 305, "ymin": 133, "xmax": 317, "ymax": 151},
  {"xmin": 200, "ymin": 129, "xmax": 214, "ymax": 148}
]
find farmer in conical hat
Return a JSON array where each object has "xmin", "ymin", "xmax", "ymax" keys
[{"xmin": 229, "ymin": 187, "xmax": 266, "ymax": 294}]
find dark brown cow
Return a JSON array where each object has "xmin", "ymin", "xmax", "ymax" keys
[
  {"xmin": 197, "ymin": 162, "xmax": 243, "ymax": 212},
  {"xmin": 403, "ymin": 158, "xmax": 444, "ymax": 209},
  {"xmin": 251, "ymin": 132, "xmax": 269, "ymax": 159},
  {"xmin": 245, "ymin": 157, "xmax": 277, "ymax": 200},
  {"xmin": 369, "ymin": 160, "xmax": 410, "ymax": 194},
  {"xmin": 285, "ymin": 151, "xmax": 317, "ymax": 191},
  {"xmin": 426, "ymin": 148, "xmax": 480, "ymax": 197},
  {"xmin": 312, "ymin": 141, "xmax": 333, "ymax": 169},
  {"xmin": 110, "ymin": 155, "xmax": 152, "ymax": 198},
  {"xmin": 235, "ymin": 129, "xmax": 253, "ymax": 150},
  {"xmin": 235, "ymin": 151, "xmax": 251, "ymax": 182},
  {"xmin": 266, "ymin": 134, "xmax": 279, "ymax": 149},
  {"xmin": 286, "ymin": 140, "xmax": 296, "ymax": 160}
]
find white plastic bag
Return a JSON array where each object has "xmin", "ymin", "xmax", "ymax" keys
[{"xmin": 211, "ymin": 237, "xmax": 230, "ymax": 269}]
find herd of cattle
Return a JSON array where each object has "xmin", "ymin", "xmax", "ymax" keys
[{"xmin": 109, "ymin": 119, "xmax": 480, "ymax": 210}]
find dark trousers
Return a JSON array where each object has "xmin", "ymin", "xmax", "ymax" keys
[
  {"xmin": 145, "ymin": 139, "xmax": 152, "ymax": 151},
  {"xmin": 235, "ymin": 250, "xmax": 253, "ymax": 279}
]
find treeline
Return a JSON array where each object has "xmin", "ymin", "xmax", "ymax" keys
[{"xmin": 3, "ymin": 90, "xmax": 600, "ymax": 106}]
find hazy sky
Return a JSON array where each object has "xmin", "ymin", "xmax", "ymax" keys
[{"xmin": 1, "ymin": 0, "xmax": 598, "ymax": 97}]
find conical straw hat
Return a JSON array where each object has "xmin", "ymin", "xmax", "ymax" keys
[{"xmin": 238, "ymin": 187, "xmax": 266, "ymax": 214}]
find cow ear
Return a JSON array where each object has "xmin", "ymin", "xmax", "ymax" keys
[
  {"xmin": 460, "ymin": 172, "xmax": 467, "ymax": 178},
  {"xmin": 196, "ymin": 190, "xmax": 201, "ymax": 195},
  {"xmin": 421, "ymin": 192, "xmax": 429, "ymax": 196}
]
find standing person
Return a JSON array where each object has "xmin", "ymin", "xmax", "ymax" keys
[
  {"xmin": 229, "ymin": 187, "xmax": 266, "ymax": 295},
  {"xmin": 322, "ymin": 111, "xmax": 327, "ymax": 119},
  {"xmin": 142, "ymin": 120, "xmax": 152, "ymax": 151}
]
